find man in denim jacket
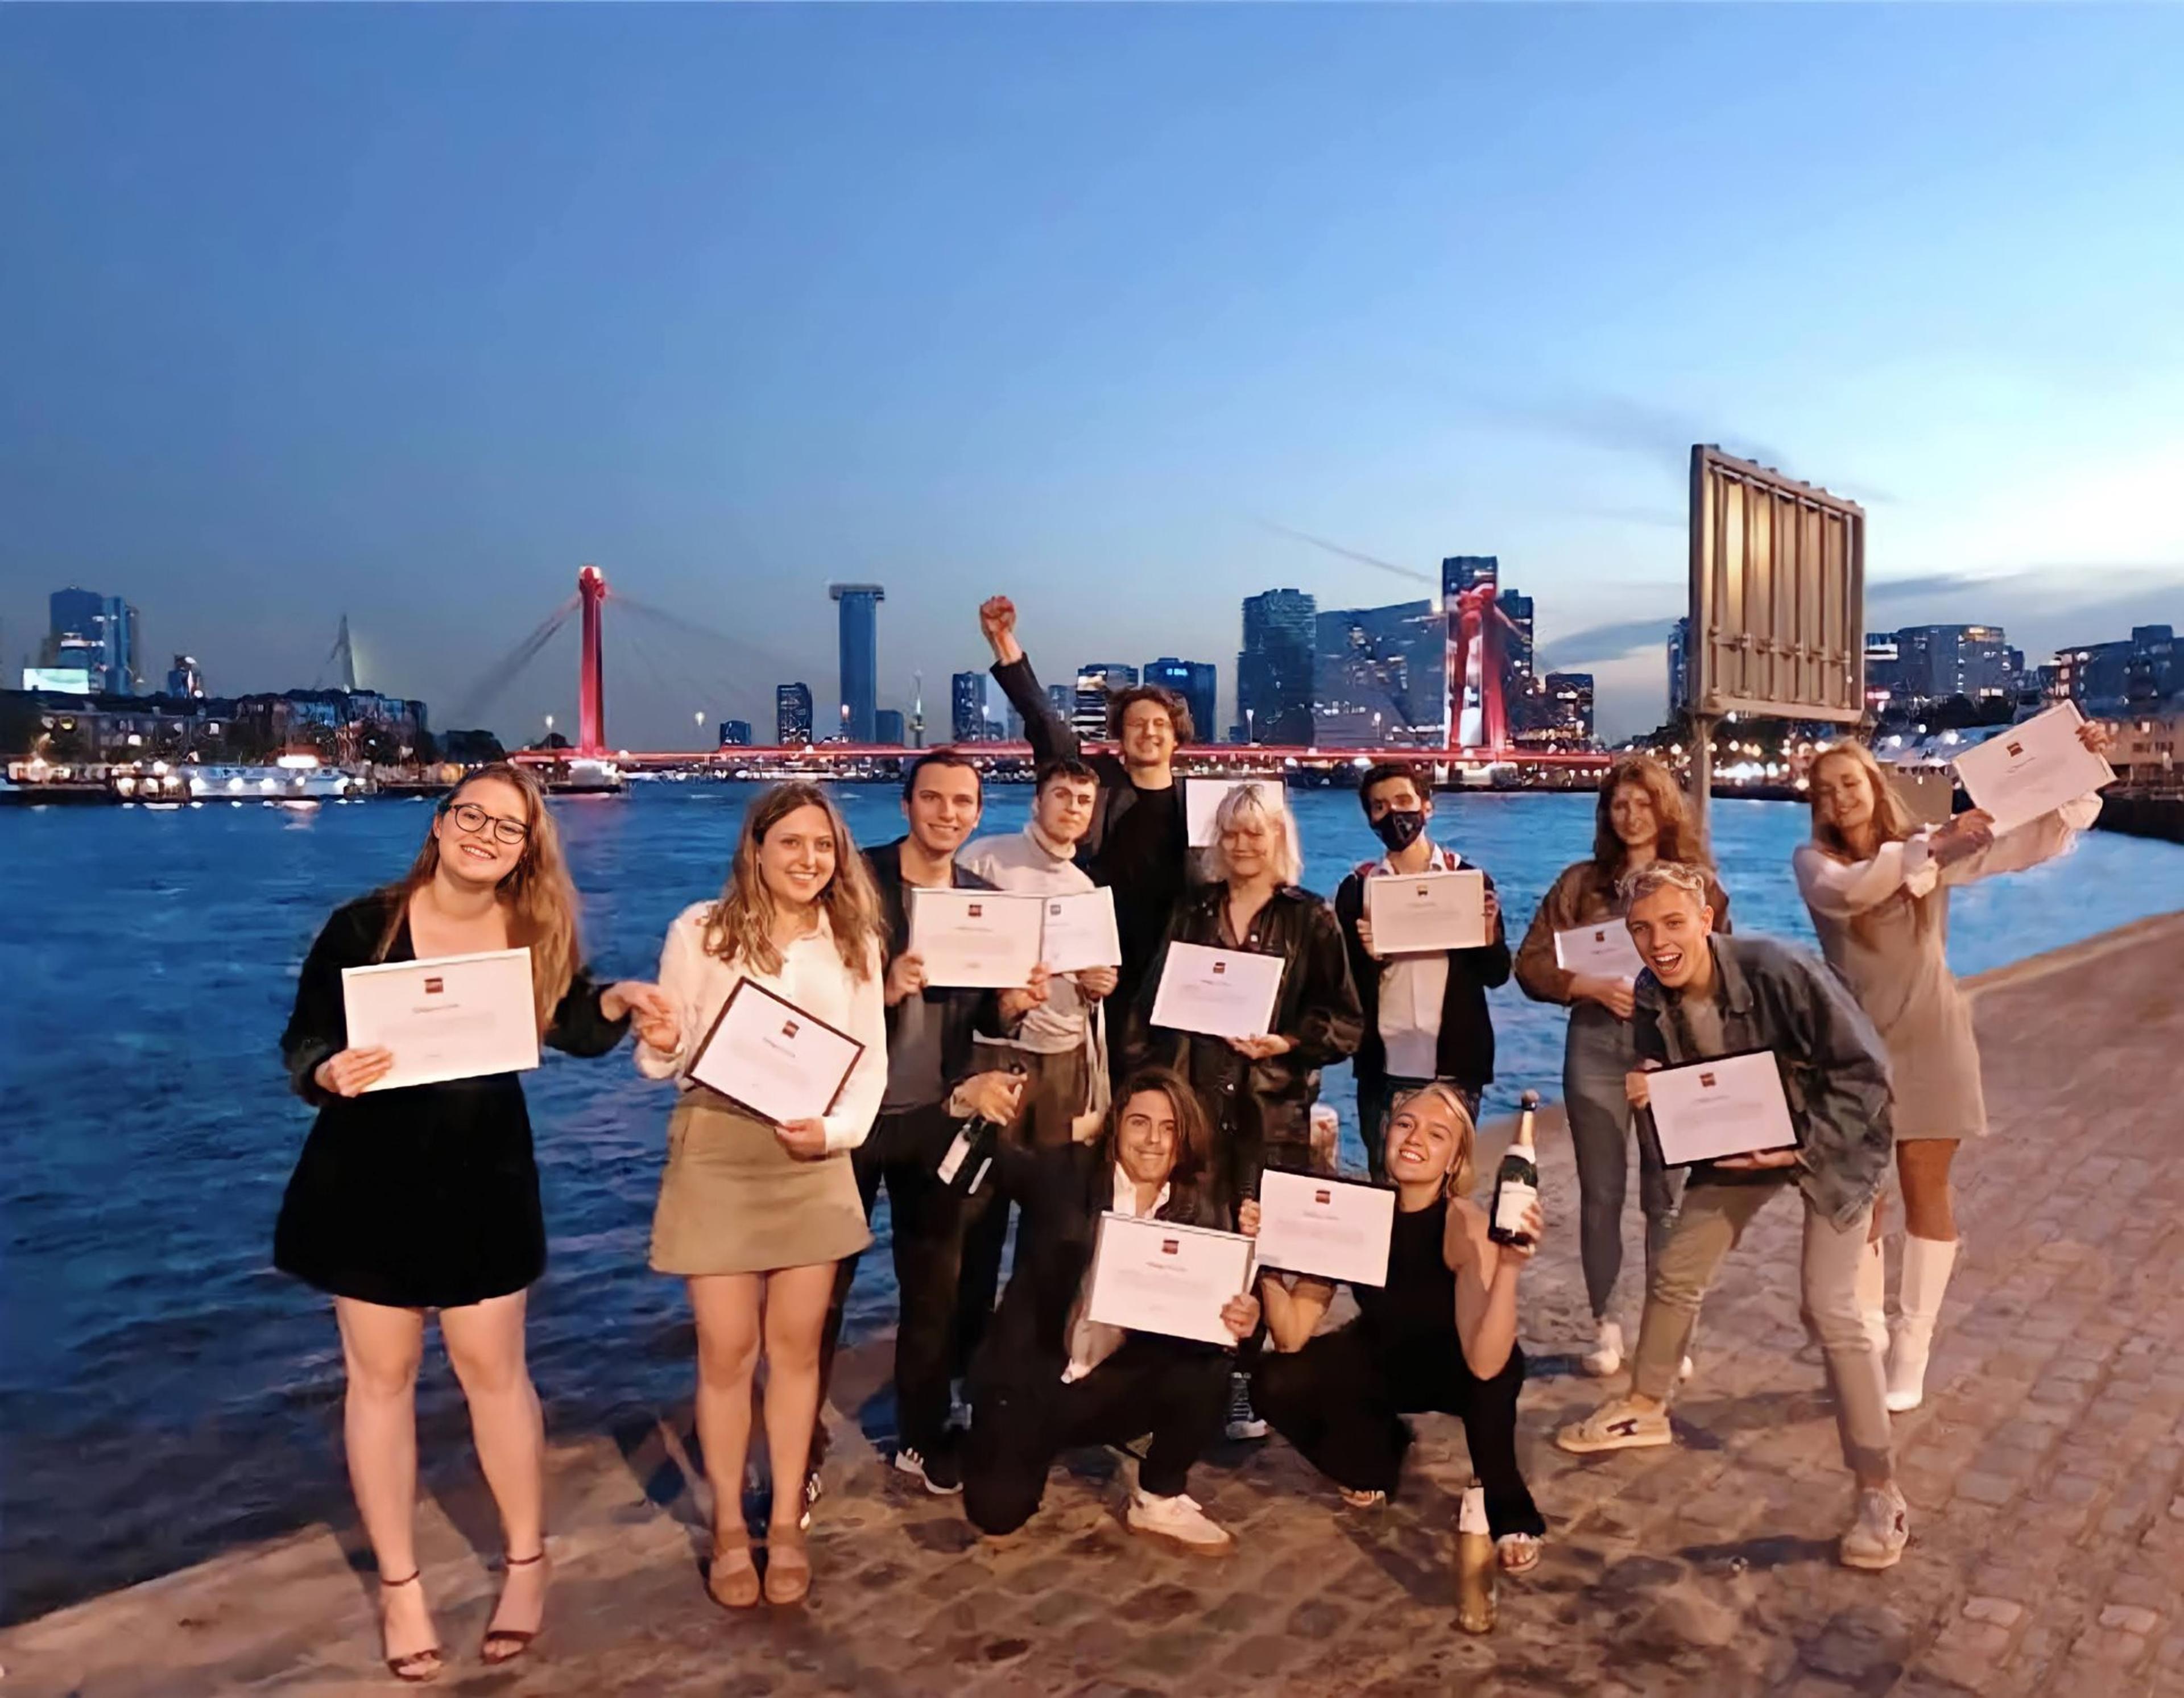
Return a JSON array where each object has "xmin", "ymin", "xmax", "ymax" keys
[{"xmin": 1555, "ymin": 860, "xmax": 1910, "ymax": 1572}]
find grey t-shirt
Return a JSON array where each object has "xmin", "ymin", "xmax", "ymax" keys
[{"xmin": 883, "ymin": 989, "xmax": 946, "ymax": 1113}]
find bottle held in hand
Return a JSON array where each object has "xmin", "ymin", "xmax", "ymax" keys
[
  {"xmin": 1454, "ymin": 1481, "xmax": 1496, "ymax": 1633},
  {"xmin": 1488, "ymin": 1090, "xmax": 1540, "ymax": 1249},
  {"xmin": 936, "ymin": 1062, "xmax": 1025, "ymax": 1198}
]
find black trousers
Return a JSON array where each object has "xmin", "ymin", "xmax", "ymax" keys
[
  {"xmin": 963, "ymin": 1334, "xmax": 1230, "ymax": 1535},
  {"xmin": 813, "ymin": 1102, "xmax": 968, "ymax": 1464},
  {"xmin": 1251, "ymin": 1323, "xmax": 1545, "ymax": 1539}
]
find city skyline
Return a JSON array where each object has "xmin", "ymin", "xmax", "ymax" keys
[{"xmin": 3, "ymin": 6, "xmax": 2181, "ymax": 746}]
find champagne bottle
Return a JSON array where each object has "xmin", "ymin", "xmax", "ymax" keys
[
  {"xmin": 1454, "ymin": 1482, "xmax": 1496, "ymax": 1634},
  {"xmin": 936, "ymin": 1061, "xmax": 1024, "ymax": 1198},
  {"xmin": 1488, "ymin": 1089, "xmax": 1540, "ymax": 1248}
]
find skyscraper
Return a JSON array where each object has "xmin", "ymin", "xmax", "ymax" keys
[
  {"xmin": 44, "ymin": 586, "xmax": 140, "ymax": 695},
  {"xmin": 166, "ymin": 655, "xmax": 205, "ymax": 698},
  {"xmin": 718, "ymin": 719, "xmax": 753, "ymax": 746},
  {"xmin": 875, "ymin": 708, "xmax": 907, "ymax": 747},
  {"xmin": 1512, "ymin": 672, "xmax": 1595, "ymax": 750},
  {"xmin": 1313, "ymin": 602, "xmax": 1446, "ymax": 748},
  {"xmin": 776, "ymin": 681, "xmax": 814, "ymax": 745},
  {"xmin": 1238, "ymin": 589, "xmax": 1317, "ymax": 746},
  {"xmin": 1143, "ymin": 658, "xmax": 1218, "ymax": 745},
  {"xmin": 952, "ymin": 671, "xmax": 988, "ymax": 742},
  {"xmin": 1072, "ymin": 664, "xmax": 1138, "ymax": 742},
  {"xmin": 1667, "ymin": 617, "xmax": 1693, "ymax": 716},
  {"xmin": 828, "ymin": 583, "xmax": 885, "ymax": 743},
  {"xmin": 1890, "ymin": 625, "xmax": 2012, "ymax": 704}
]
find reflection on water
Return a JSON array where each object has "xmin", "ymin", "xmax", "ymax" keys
[{"xmin": 2, "ymin": 784, "xmax": 2175, "ymax": 1620}]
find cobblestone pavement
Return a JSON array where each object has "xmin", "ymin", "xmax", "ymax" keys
[{"xmin": 6, "ymin": 914, "xmax": 2181, "ymax": 1698}]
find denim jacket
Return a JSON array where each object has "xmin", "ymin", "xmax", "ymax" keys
[{"xmin": 1633, "ymin": 933, "xmax": 1895, "ymax": 1229}]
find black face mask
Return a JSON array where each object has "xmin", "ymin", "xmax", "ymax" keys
[{"xmin": 1372, "ymin": 808, "xmax": 1427, "ymax": 853}]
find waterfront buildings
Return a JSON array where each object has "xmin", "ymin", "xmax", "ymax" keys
[
  {"xmin": 1072, "ymin": 664, "xmax": 1137, "ymax": 742},
  {"xmin": 2049, "ymin": 625, "xmax": 2178, "ymax": 715},
  {"xmin": 1892, "ymin": 624, "xmax": 2014, "ymax": 704},
  {"xmin": 1667, "ymin": 616, "xmax": 1693, "ymax": 715},
  {"xmin": 1513, "ymin": 672, "xmax": 1595, "ymax": 750},
  {"xmin": 1143, "ymin": 658, "xmax": 1217, "ymax": 745},
  {"xmin": 2, "ymin": 685, "xmax": 425, "ymax": 765},
  {"xmin": 1238, "ymin": 589, "xmax": 1316, "ymax": 746},
  {"xmin": 874, "ymin": 708, "xmax": 907, "ymax": 747},
  {"xmin": 718, "ymin": 719, "xmax": 752, "ymax": 746},
  {"xmin": 828, "ymin": 583, "xmax": 884, "ymax": 743},
  {"xmin": 951, "ymin": 671, "xmax": 985, "ymax": 742},
  {"xmin": 166, "ymin": 655, "xmax": 205, "ymax": 699},
  {"xmin": 1313, "ymin": 601, "xmax": 1445, "ymax": 748},
  {"xmin": 776, "ymin": 681, "xmax": 814, "ymax": 746},
  {"xmin": 42, "ymin": 588, "xmax": 140, "ymax": 695}
]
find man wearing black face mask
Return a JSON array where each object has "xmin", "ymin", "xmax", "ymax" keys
[{"xmin": 1334, "ymin": 763, "xmax": 1512, "ymax": 1184}]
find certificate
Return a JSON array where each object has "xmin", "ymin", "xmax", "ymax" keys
[
  {"xmin": 1253, "ymin": 1167, "xmax": 1395, "ymax": 1286},
  {"xmin": 1147, "ymin": 942, "xmax": 1285, "ymax": 1039},
  {"xmin": 685, "ymin": 978, "xmax": 864, "ymax": 1126},
  {"xmin": 1084, "ymin": 1213, "xmax": 1256, "ymax": 1346},
  {"xmin": 1553, "ymin": 921, "xmax": 1645, "ymax": 981},
  {"xmin": 1647, "ymin": 1049, "xmax": 1799, "ymax": 1167},
  {"xmin": 908, "ymin": 887, "xmax": 1044, "ymax": 988},
  {"xmin": 1364, "ymin": 868, "xmax": 1488, "ymax": 953},
  {"xmin": 1039, "ymin": 887, "xmax": 1122, "ymax": 974},
  {"xmin": 1951, "ymin": 701, "xmax": 2115, "ymax": 836},
  {"xmin": 340, "ymin": 948, "xmax": 540, "ymax": 1092},
  {"xmin": 1184, "ymin": 776, "xmax": 1284, "ymax": 849}
]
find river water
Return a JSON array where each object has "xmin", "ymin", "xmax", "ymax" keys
[{"xmin": 3, "ymin": 782, "xmax": 2177, "ymax": 1621}]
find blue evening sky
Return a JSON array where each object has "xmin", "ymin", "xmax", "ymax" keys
[{"xmin": 3, "ymin": 5, "xmax": 2179, "ymax": 743}]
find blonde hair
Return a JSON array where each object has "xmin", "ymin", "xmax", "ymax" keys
[
  {"xmin": 1620, "ymin": 858, "xmax": 1714, "ymax": 911},
  {"xmin": 702, "ymin": 780, "xmax": 885, "ymax": 979},
  {"xmin": 378, "ymin": 762, "xmax": 579, "ymax": 1030},
  {"xmin": 1204, "ymin": 783, "xmax": 1304, "ymax": 887},
  {"xmin": 1389, "ymin": 1081, "xmax": 1479, "ymax": 1201},
  {"xmin": 1807, "ymin": 739, "xmax": 1938, "ymax": 937}
]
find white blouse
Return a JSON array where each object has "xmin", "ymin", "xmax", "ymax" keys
[
  {"xmin": 1792, "ymin": 793, "xmax": 2102, "ymax": 919},
  {"xmin": 635, "ymin": 900, "xmax": 889, "ymax": 1154}
]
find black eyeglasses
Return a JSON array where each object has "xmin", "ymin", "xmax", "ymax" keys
[{"xmin": 446, "ymin": 800, "xmax": 530, "ymax": 846}]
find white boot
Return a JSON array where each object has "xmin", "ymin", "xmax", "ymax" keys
[
  {"xmin": 1886, "ymin": 1236, "xmax": 1958, "ymax": 1412},
  {"xmin": 1855, "ymin": 1237, "xmax": 1890, "ymax": 1358}
]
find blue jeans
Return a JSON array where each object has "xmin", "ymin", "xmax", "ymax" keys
[{"xmin": 1563, "ymin": 1005, "xmax": 1682, "ymax": 1323}]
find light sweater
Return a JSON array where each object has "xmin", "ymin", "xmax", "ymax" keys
[
  {"xmin": 635, "ymin": 900, "xmax": 889, "ymax": 1153},
  {"xmin": 959, "ymin": 823, "xmax": 1095, "ymax": 1054}
]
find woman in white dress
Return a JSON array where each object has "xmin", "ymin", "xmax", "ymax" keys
[{"xmin": 1792, "ymin": 727, "xmax": 2109, "ymax": 1412}]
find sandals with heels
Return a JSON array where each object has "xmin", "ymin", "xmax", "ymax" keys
[
  {"xmin": 708, "ymin": 1529, "xmax": 762, "ymax": 1610},
  {"xmin": 764, "ymin": 1524, "xmax": 812, "ymax": 1607},
  {"xmin": 378, "ymin": 1570, "xmax": 443, "ymax": 1685},
  {"xmin": 480, "ymin": 1548, "xmax": 549, "ymax": 1666}
]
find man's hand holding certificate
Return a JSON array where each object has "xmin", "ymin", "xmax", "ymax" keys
[
  {"xmin": 908, "ymin": 888, "xmax": 1045, "ymax": 989},
  {"xmin": 1148, "ymin": 942, "xmax": 1285, "ymax": 1040},
  {"xmin": 1951, "ymin": 701, "xmax": 2115, "ymax": 835},
  {"xmin": 340, "ymin": 948, "xmax": 541, "ymax": 1092},
  {"xmin": 1084, "ymin": 1214, "xmax": 1258, "ymax": 1346},
  {"xmin": 1645, "ymin": 1050, "xmax": 1800, "ymax": 1168},
  {"xmin": 1252, "ymin": 1169, "xmax": 1395, "ymax": 1286},
  {"xmin": 1364, "ymin": 868, "xmax": 1488, "ymax": 953},
  {"xmin": 685, "ymin": 979, "xmax": 863, "ymax": 1126}
]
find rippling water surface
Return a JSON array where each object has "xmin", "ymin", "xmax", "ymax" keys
[{"xmin": 3, "ymin": 781, "xmax": 2176, "ymax": 1619}]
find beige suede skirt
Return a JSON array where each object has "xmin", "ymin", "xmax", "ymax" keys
[{"xmin": 648, "ymin": 1096, "xmax": 870, "ymax": 1277}]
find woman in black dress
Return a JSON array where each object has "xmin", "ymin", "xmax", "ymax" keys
[
  {"xmin": 1250, "ymin": 1082, "xmax": 1549, "ymax": 1570},
  {"xmin": 275, "ymin": 763, "xmax": 672, "ymax": 1682}
]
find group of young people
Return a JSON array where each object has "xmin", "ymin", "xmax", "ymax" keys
[{"xmin": 272, "ymin": 593, "xmax": 2112, "ymax": 1680}]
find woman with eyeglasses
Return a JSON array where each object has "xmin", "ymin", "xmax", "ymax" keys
[{"xmin": 274, "ymin": 763, "xmax": 671, "ymax": 1683}]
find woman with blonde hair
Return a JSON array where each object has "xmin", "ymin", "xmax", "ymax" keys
[
  {"xmin": 635, "ymin": 780, "xmax": 890, "ymax": 1607},
  {"xmin": 1514, "ymin": 755, "xmax": 1730, "ymax": 1378},
  {"xmin": 1794, "ymin": 725, "xmax": 2109, "ymax": 1412},
  {"xmin": 1249, "ymin": 1083, "xmax": 1548, "ymax": 1568},
  {"xmin": 275, "ymin": 763, "xmax": 670, "ymax": 1681}
]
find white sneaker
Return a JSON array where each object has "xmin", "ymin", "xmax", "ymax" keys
[
  {"xmin": 1127, "ymin": 1490, "xmax": 1234, "ymax": 1555},
  {"xmin": 1582, "ymin": 1319, "xmax": 1624, "ymax": 1378},
  {"xmin": 1554, "ymin": 1396, "xmax": 1673, "ymax": 1455},
  {"xmin": 1838, "ymin": 1483, "xmax": 1910, "ymax": 1570}
]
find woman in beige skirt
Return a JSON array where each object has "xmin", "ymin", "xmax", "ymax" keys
[
  {"xmin": 632, "ymin": 780, "xmax": 889, "ymax": 1606},
  {"xmin": 1794, "ymin": 728, "xmax": 2109, "ymax": 1414}
]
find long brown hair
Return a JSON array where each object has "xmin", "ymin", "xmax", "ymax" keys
[
  {"xmin": 1592, "ymin": 755, "xmax": 1708, "ymax": 888},
  {"xmin": 702, "ymin": 780, "xmax": 884, "ymax": 978},
  {"xmin": 1102, "ymin": 1067, "xmax": 1217, "ymax": 1220},
  {"xmin": 377, "ymin": 762, "xmax": 580, "ymax": 1029},
  {"xmin": 1807, "ymin": 739, "xmax": 1937, "ymax": 936}
]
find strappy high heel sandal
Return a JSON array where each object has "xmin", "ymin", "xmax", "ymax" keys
[
  {"xmin": 480, "ymin": 1548, "xmax": 548, "ymax": 1666},
  {"xmin": 707, "ymin": 1527, "xmax": 760, "ymax": 1610},
  {"xmin": 763, "ymin": 1523, "xmax": 811, "ymax": 1607},
  {"xmin": 378, "ymin": 1571, "xmax": 443, "ymax": 1685}
]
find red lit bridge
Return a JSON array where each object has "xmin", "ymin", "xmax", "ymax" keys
[{"xmin": 471, "ymin": 567, "xmax": 1610, "ymax": 780}]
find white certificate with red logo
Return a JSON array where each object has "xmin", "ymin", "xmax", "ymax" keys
[
  {"xmin": 1553, "ymin": 921, "xmax": 1645, "ymax": 981},
  {"xmin": 907, "ymin": 887, "xmax": 1045, "ymax": 988},
  {"xmin": 340, "ymin": 948, "xmax": 540, "ymax": 1092},
  {"xmin": 1647, "ymin": 1050, "xmax": 1799, "ymax": 1167},
  {"xmin": 1951, "ymin": 700, "xmax": 2115, "ymax": 835},
  {"xmin": 1366, "ymin": 867, "xmax": 1488, "ymax": 953},
  {"xmin": 685, "ymin": 978, "xmax": 864, "ymax": 1126},
  {"xmin": 1253, "ymin": 1168, "xmax": 1395, "ymax": 1286},
  {"xmin": 1148, "ymin": 942, "xmax": 1284, "ymax": 1039},
  {"xmin": 1085, "ymin": 1213, "xmax": 1257, "ymax": 1345}
]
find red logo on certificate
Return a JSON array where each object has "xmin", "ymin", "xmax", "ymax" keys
[
  {"xmin": 1161, "ymin": 1238, "xmax": 1180, "ymax": 1255},
  {"xmin": 967, "ymin": 903, "xmax": 983, "ymax": 918},
  {"xmin": 1314, "ymin": 1189, "xmax": 1332, "ymax": 1205},
  {"xmin": 424, "ymin": 977, "xmax": 444, "ymax": 994},
  {"xmin": 1212, "ymin": 961, "xmax": 1227, "ymax": 976},
  {"xmin": 2007, "ymin": 740, "xmax": 2024, "ymax": 757},
  {"xmin": 782, "ymin": 1021, "xmax": 800, "ymax": 1039},
  {"xmin": 1415, "ymin": 886, "xmax": 1430, "ymax": 896},
  {"xmin": 1699, "ymin": 1071, "xmax": 1717, "ymax": 1088}
]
